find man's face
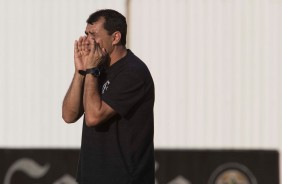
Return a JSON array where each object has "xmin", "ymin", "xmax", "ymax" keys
[{"xmin": 85, "ymin": 17, "xmax": 113, "ymax": 54}]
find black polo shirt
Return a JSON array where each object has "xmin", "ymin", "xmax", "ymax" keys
[{"xmin": 76, "ymin": 50, "xmax": 155, "ymax": 184}]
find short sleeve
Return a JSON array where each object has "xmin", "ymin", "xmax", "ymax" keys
[{"xmin": 102, "ymin": 71, "xmax": 145, "ymax": 117}]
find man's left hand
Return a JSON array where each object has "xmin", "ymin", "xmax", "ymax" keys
[{"xmin": 84, "ymin": 38, "xmax": 107, "ymax": 68}]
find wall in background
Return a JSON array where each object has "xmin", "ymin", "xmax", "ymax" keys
[
  {"xmin": 0, "ymin": 0, "xmax": 281, "ymax": 180},
  {"xmin": 130, "ymin": 0, "xmax": 282, "ymax": 150},
  {"xmin": 0, "ymin": 0, "xmax": 126, "ymax": 147},
  {"xmin": 129, "ymin": 1, "xmax": 282, "ymax": 181}
]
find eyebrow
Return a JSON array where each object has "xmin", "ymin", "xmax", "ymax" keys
[{"xmin": 85, "ymin": 31, "xmax": 97, "ymax": 36}]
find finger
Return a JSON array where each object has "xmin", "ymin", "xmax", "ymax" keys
[
  {"xmin": 93, "ymin": 40, "xmax": 98, "ymax": 53},
  {"xmin": 84, "ymin": 37, "xmax": 90, "ymax": 52},
  {"xmin": 97, "ymin": 44, "xmax": 104, "ymax": 57},
  {"xmin": 78, "ymin": 37, "xmax": 83, "ymax": 51},
  {"xmin": 101, "ymin": 48, "xmax": 108, "ymax": 57},
  {"xmin": 89, "ymin": 38, "xmax": 95, "ymax": 53},
  {"xmin": 81, "ymin": 37, "xmax": 85, "ymax": 52},
  {"xmin": 95, "ymin": 43, "xmax": 106, "ymax": 57},
  {"xmin": 95, "ymin": 42, "xmax": 104, "ymax": 56},
  {"xmin": 74, "ymin": 40, "xmax": 78, "ymax": 53}
]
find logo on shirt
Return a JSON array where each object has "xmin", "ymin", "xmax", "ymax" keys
[{"xmin": 102, "ymin": 80, "xmax": 110, "ymax": 94}]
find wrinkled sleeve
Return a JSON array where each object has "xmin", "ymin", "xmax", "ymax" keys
[{"xmin": 102, "ymin": 71, "xmax": 145, "ymax": 117}]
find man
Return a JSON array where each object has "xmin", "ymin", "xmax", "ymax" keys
[{"xmin": 62, "ymin": 9, "xmax": 155, "ymax": 184}]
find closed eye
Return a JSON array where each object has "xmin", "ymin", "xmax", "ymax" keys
[{"xmin": 85, "ymin": 31, "xmax": 96, "ymax": 37}]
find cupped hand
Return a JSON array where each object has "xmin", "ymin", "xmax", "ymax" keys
[
  {"xmin": 74, "ymin": 36, "xmax": 90, "ymax": 71},
  {"xmin": 85, "ymin": 38, "xmax": 107, "ymax": 69}
]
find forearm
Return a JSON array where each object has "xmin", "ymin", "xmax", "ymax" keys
[
  {"xmin": 83, "ymin": 74, "xmax": 103, "ymax": 126},
  {"xmin": 62, "ymin": 72, "xmax": 85, "ymax": 123}
]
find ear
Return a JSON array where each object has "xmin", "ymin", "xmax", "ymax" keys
[{"xmin": 112, "ymin": 31, "xmax": 122, "ymax": 45}]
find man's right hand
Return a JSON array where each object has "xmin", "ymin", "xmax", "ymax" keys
[{"xmin": 74, "ymin": 36, "xmax": 90, "ymax": 72}]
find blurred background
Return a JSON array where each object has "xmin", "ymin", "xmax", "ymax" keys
[{"xmin": 0, "ymin": 0, "xmax": 281, "ymax": 183}]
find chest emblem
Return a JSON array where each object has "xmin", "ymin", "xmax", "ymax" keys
[{"xmin": 102, "ymin": 80, "xmax": 110, "ymax": 94}]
